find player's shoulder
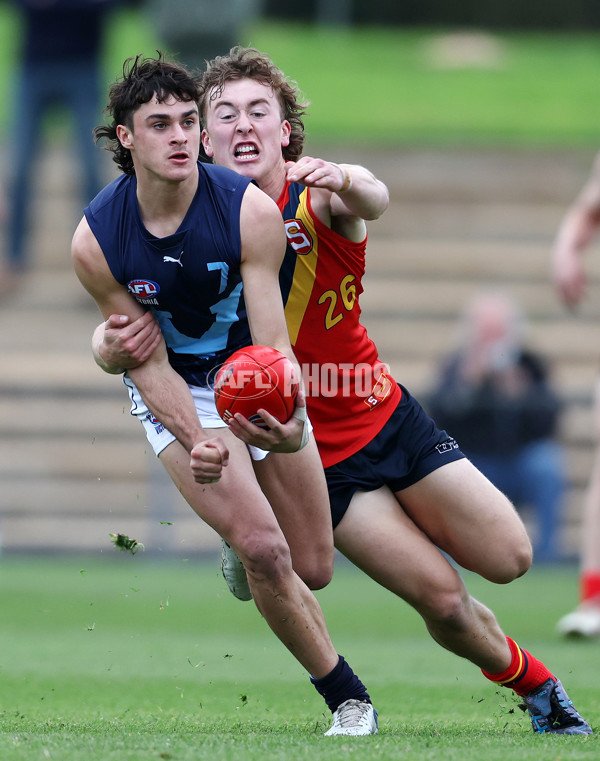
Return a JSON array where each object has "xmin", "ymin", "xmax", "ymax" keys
[
  {"xmin": 86, "ymin": 173, "xmax": 132, "ymax": 218},
  {"xmin": 71, "ymin": 213, "xmax": 107, "ymax": 275},
  {"xmin": 198, "ymin": 161, "xmax": 253, "ymax": 192},
  {"xmin": 241, "ymin": 180, "xmax": 281, "ymax": 220}
]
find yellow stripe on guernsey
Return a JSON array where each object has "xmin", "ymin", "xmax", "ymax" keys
[{"xmin": 284, "ymin": 187, "xmax": 319, "ymax": 345}]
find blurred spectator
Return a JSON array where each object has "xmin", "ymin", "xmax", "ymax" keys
[
  {"xmin": 426, "ymin": 289, "xmax": 566, "ymax": 563},
  {"xmin": 1, "ymin": 0, "xmax": 122, "ymax": 293},
  {"xmin": 146, "ymin": 0, "xmax": 263, "ymax": 73},
  {"xmin": 552, "ymin": 152, "xmax": 600, "ymax": 637}
]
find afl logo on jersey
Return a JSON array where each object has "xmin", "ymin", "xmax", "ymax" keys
[
  {"xmin": 128, "ymin": 279, "xmax": 159, "ymax": 297},
  {"xmin": 127, "ymin": 279, "xmax": 160, "ymax": 305},
  {"xmin": 284, "ymin": 219, "xmax": 313, "ymax": 255}
]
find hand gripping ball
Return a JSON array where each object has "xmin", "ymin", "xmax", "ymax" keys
[{"xmin": 214, "ymin": 345, "xmax": 299, "ymax": 429}]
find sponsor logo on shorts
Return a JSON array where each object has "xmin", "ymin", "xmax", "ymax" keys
[
  {"xmin": 145, "ymin": 411, "xmax": 165, "ymax": 435},
  {"xmin": 436, "ymin": 438, "xmax": 459, "ymax": 454}
]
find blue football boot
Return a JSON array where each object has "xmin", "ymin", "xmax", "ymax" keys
[{"xmin": 522, "ymin": 678, "xmax": 593, "ymax": 735}]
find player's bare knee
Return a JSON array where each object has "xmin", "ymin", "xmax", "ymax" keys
[
  {"xmin": 413, "ymin": 570, "xmax": 469, "ymax": 626},
  {"xmin": 420, "ymin": 586, "xmax": 470, "ymax": 629},
  {"xmin": 485, "ymin": 537, "xmax": 532, "ymax": 583},
  {"xmin": 481, "ymin": 555, "xmax": 532, "ymax": 584},
  {"xmin": 239, "ymin": 531, "xmax": 294, "ymax": 585},
  {"xmin": 294, "ymin": 555, "xmax": 333, "ymax": 590},
  {"xmin": 508, "ymin": 540, "xmax": 533, "ymax": 580}
]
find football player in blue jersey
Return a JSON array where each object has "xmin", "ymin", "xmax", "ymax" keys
[{"xmin": 72, "ymin": 53, "xmax": 378, "ymax": 736}]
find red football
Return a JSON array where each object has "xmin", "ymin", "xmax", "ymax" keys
[{"xmin": 214, "ymin": 345, "xmax": 299, "ymax": 428}]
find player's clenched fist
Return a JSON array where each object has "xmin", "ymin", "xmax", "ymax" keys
[{"xmin": 190, "ymin": 438, "xmax": 229, "ymax": 484}]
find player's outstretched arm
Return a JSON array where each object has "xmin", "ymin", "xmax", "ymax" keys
[
  {"xmin": 552, "ymin": 154, "xmax": 600, "ymax": 309},
  {"xmin": 286, "ymin": 157, "xmax": 389, "ymax": 221}
]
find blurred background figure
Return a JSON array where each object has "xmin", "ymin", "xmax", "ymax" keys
[
  {"xmin": 0, "ymin": 0, "xmax": 123, "ymax": 294},
  {"xmin": 552, "ymin": 153, "xmax": 600, "ymax": 637},
  {"xmin": 145, "ymin": 0, "xmax": 264, "ymax": 73},
  {"xmin": 426, "ymin": 289, "xmax": 566, "ymax": 564}
]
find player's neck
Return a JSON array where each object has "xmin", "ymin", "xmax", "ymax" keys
[
  {"xmin": 256, "ymin": 165, "xmax": 287, "ymax": 203},
  {"xmin": 136, "ymin": 170, "xmax": 198, "ymax": 238}
]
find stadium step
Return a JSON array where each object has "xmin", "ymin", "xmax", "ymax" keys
[{"xmin": 1, "ymin": 144, "xmax": 598, "ymax": 557}]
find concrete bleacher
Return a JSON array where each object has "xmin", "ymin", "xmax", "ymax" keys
[{"xmin": 1, "ymin": 144, "xmax": 599, "ymax": 557}]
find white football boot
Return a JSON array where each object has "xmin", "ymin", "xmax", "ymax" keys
[
  {"xmin": 221, "ymin": 539, "xmax": 252, "ymax": 601},
  {"xmin": 557, "ymin": 605, "xmax": 600, "ymax": 638},
  {"xmin": 325, "ymin": 699, "xmax": 379, "ymax": 736}
]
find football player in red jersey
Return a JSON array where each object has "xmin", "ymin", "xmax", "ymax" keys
[{"xmin": 93, "ymin": 48, "xmax": 591, "ymax": 735}]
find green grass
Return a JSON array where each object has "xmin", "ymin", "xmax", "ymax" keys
[
  {"xmin": 244, "ymin": 25, "xmax": 600, "ymax": 147},
  {"xmin": 0, "ymin": 8, "xmax": 599, "ymax": 146},
  {"xmin": 0, "ymin": 555, "xmax": 599, "ymax": 760}
]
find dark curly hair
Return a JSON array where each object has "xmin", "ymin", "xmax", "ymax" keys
[
  {"xmin": 198, "ymin": 46, "xmax": 308, "ymax": 163},
  {"xmin": 94, "ymin": 53, "xmax": 201, "ymax": 175}
]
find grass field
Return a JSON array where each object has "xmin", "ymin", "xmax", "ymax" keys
[
  {"xmin": 0, "ymin": 9, "xmax": 599, "ymax": 760},
  {"xmin": 242, "ymin": 24, "xmax": 600, "ymax": 147},
  {"xmin": 91, "ymin": 18, "xmax": 600, "ymax": 147},
  {"xmin": 0, "ymin": 8, "xmax": 599, "ymax": 146},
  {"xmin": 0, "ymin": 555, "xmax": 598, "ymax": 760}
]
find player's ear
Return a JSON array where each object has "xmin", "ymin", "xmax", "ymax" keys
[
  {"xmin": 202, "ymin": 129, "xmax": 214, "ymax": 158},
  {"xmin": 116, "ymin": 124, "xmax": 133, "ymax": 149},
  {"xmin": 281, "ymin": 120, "xmax": 291, "ymax": 148}
]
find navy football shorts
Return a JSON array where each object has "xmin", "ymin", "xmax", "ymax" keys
[{"xmin": 325, "ymin": 383, "xmax": 465, "ymax": 529}]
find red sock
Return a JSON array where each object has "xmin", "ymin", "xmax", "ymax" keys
[
  {"xmin": 581, "ymin": 571, "xmax": 600, "ymax": 604},
  {"xmin": 481, "ymin": 637, "xmax": 555, "ymax": 697}
]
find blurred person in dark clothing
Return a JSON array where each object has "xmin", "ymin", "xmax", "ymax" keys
[
  {"xmin": 146, "ymin": 0, "xmax": 263, "ymax": 73},
  {"xmin": 1, "ymin": 0, "xmax": 123, "ymax": 292},
  {"xmin": 426, "ymin": 289, "xmax": 566, "ymax": 563}
]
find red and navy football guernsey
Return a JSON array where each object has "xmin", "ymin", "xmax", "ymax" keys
[{"xmin": 277, "ymin": 181, "xmax": 402, "ymax": 468}]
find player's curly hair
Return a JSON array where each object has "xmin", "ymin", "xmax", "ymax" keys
[
  {"xmin": 198, "ymin": 46, "xmax": 308, "ymax": 163},
  {"xmin": 94, "ymin": 53, "xmax": 201, "ymax": 176}
]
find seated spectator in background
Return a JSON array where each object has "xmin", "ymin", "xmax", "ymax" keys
[{"xmin": 426, "ymin": 289, "xmax": 566, "ymax": 563}]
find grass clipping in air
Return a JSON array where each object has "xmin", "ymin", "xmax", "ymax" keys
[{"xmin": 109, "ymin": 532, "xmax": 144, "ymax": 555}]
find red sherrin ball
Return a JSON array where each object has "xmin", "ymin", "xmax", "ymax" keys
[{"xmin": 214, "ymin": 345, "xmax": 299, "ymax": 428}]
